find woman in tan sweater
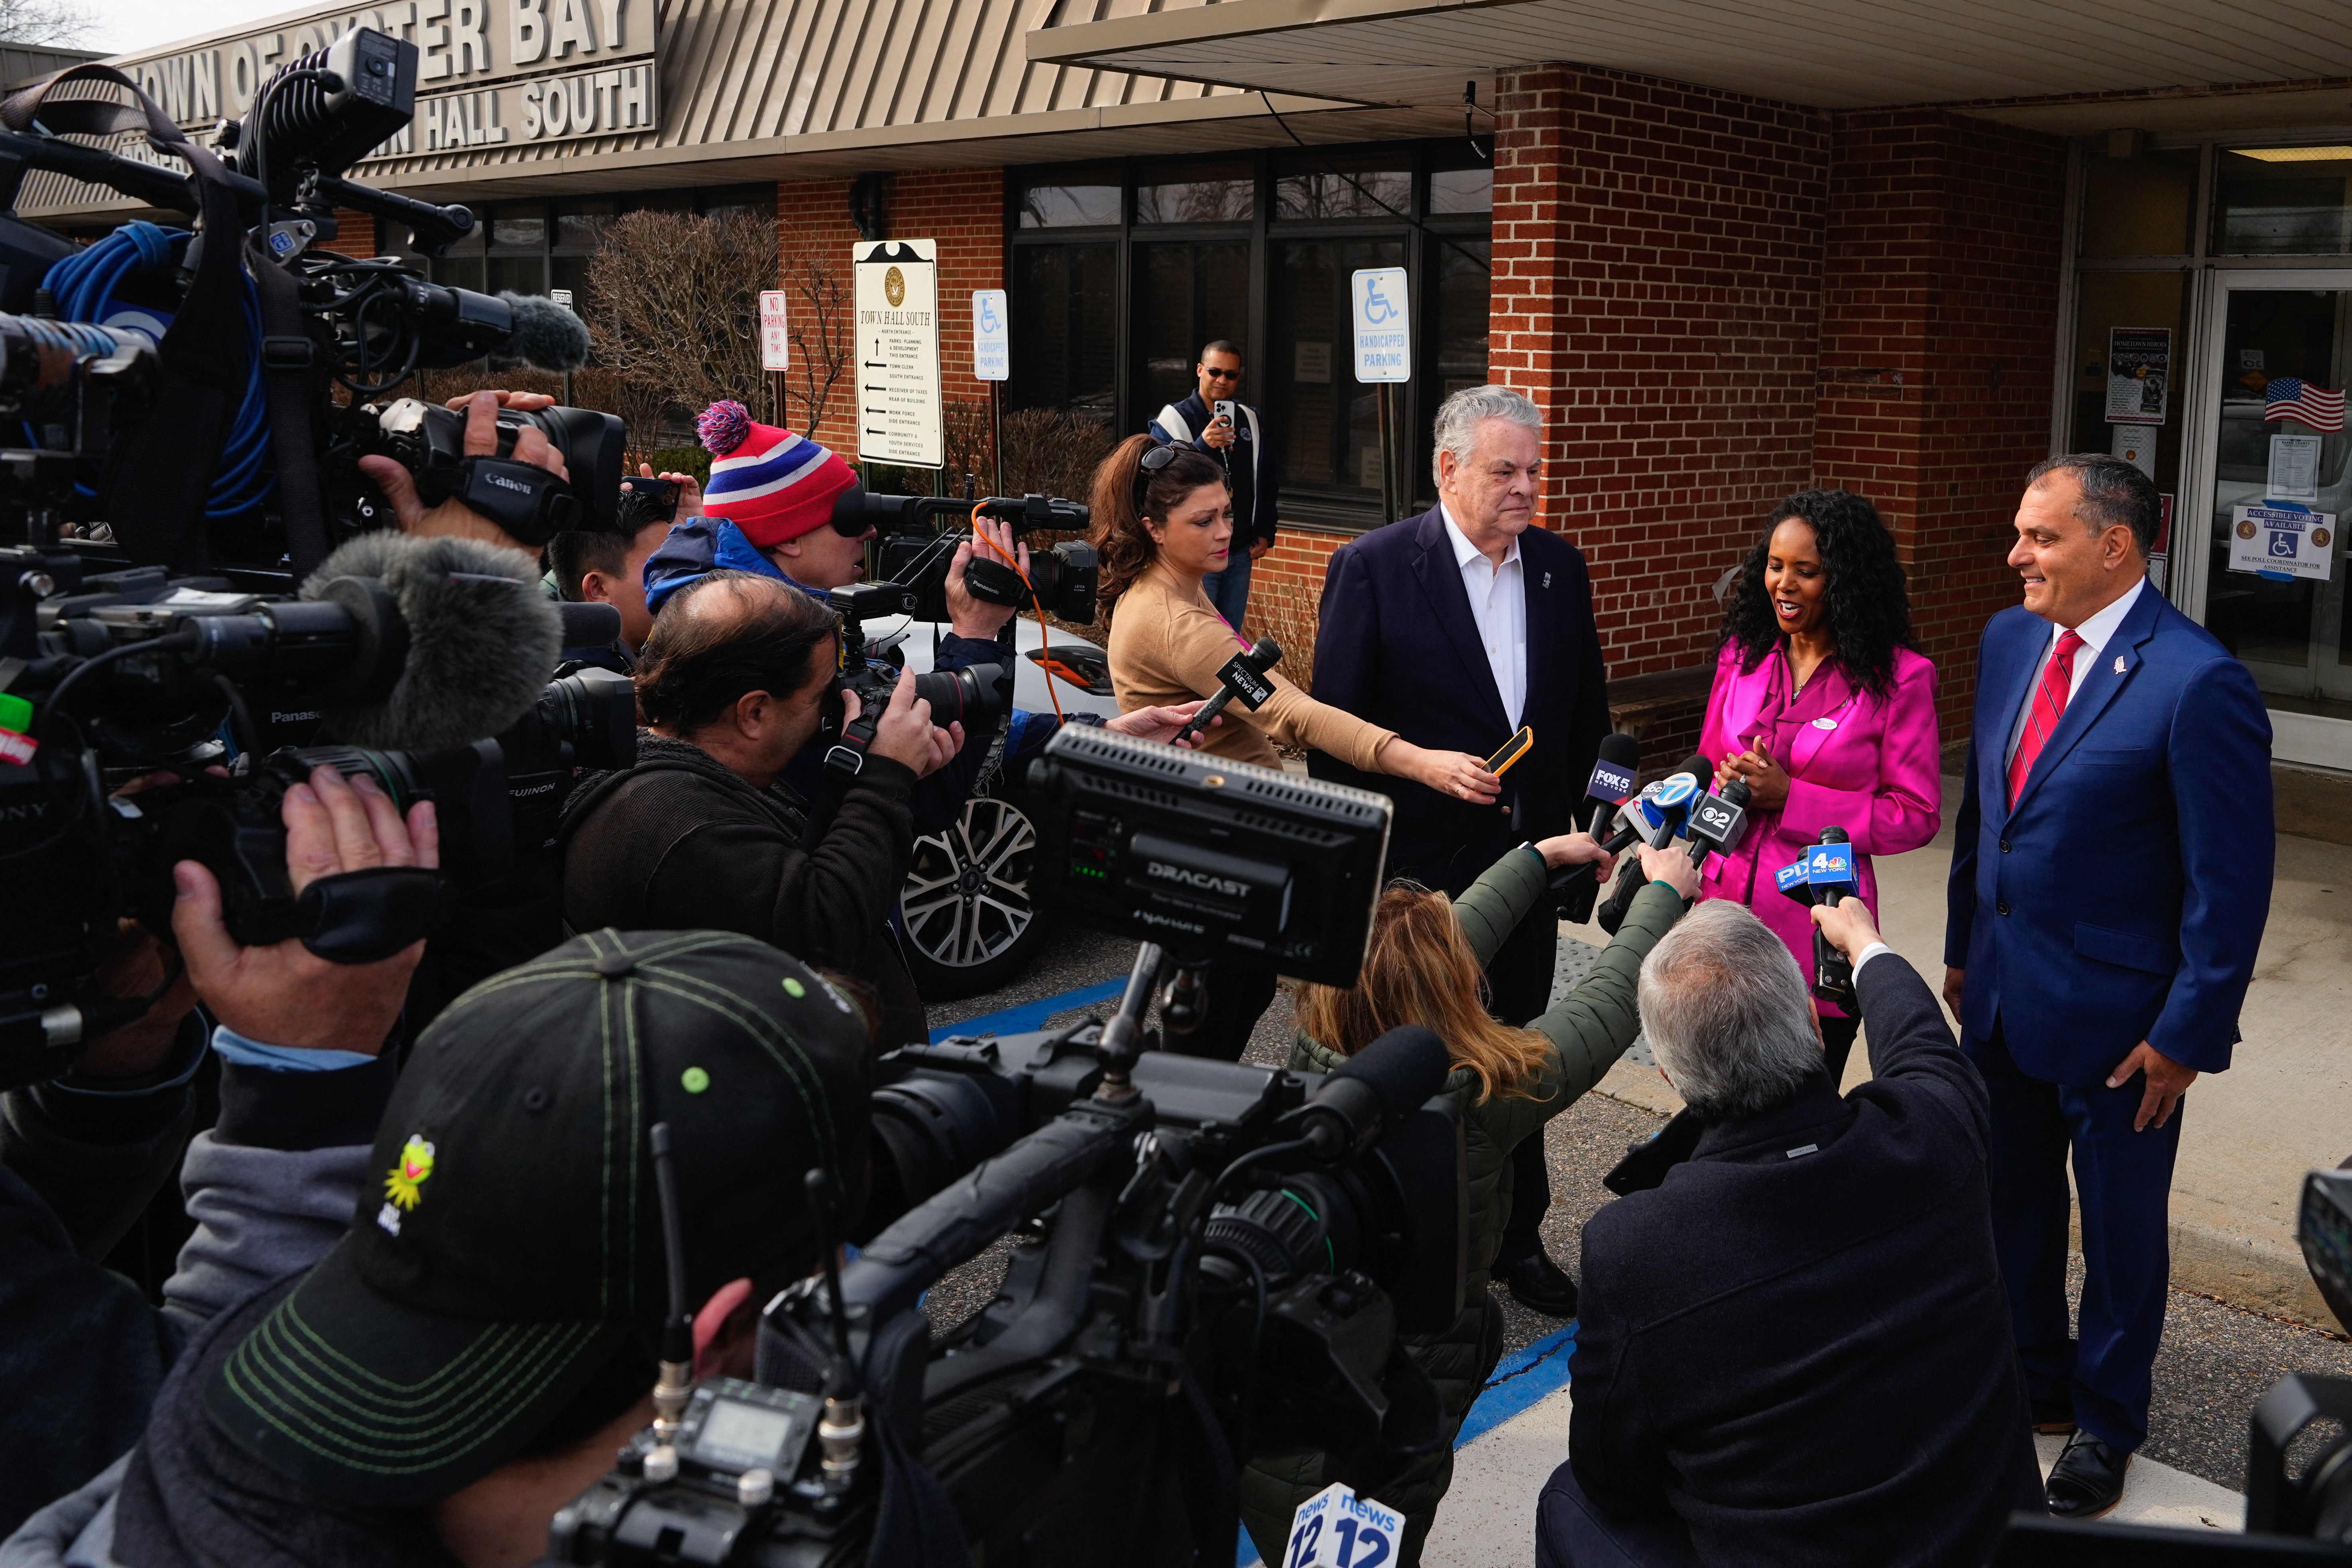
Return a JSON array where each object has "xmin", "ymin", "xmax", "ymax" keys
[
  {"xmin": 1088, "ymin": 435, "xmax": 1502, "ymax": 1058},
  {"xmin": 1091, "ymin": 435, "xmax": 1500, "ymax": 798}
]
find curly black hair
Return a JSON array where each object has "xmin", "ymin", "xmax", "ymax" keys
[{"xmin": 1717, "ymin": 489, "xmax": 1917, "ymax": 701}]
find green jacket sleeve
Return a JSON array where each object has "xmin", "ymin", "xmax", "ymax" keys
[
  {"xmin": 1452, "ymin": 845, "xmax": 1552, "ymax": 969},
  {"xmin": 1475, "ymin": 879, "xmax": 1689, "ymax": 1154}
]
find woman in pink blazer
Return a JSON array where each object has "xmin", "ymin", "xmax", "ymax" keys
[{"xmin": 1699, "ymin": 489, "xmax": 1942, "ymax": 1082}]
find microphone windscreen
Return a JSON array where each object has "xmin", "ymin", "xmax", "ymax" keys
[
  {"xmin": 498, "ymin": 292, "xmax": 591, "ymax": 371},
  {"xmin": 1597, "ymin": 731, "xmax": 1641, "ymax": 770},
  {"xmin": 303, "ymin": 533, "xmax": 562, "ymax": 749},
  {"xmin": 1666, "ymin": 751, "xmax": 1713, "ymax": 786},
  {"xmin": 558, "ymin": 601, "xmax": 622, "ymax": 648},
  {"xmin": 1325, "ymin": 1024, "xmax": 1451, "ymax": 1121}
]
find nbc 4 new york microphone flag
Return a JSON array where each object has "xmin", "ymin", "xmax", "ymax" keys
[{"xmin": 2264, "ymin": 376, "xmax": 2347, "ymax": 433}]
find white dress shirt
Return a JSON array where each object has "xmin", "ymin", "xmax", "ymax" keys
[
  {"xmin": 2004, "ymin": 576, "xmax": 2144, "ymax": 766},
  {"xmin": 1440, "ymin": 504, "xmax": 1526, "ymax": 726}
]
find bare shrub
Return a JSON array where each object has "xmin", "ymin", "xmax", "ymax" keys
[
  {"xmin": 1246, "ymin": 570, "xmax": 1321, "ymax": 697},
  {"xmin": 777, "ymin": 236, "xmax": 852, "ymax": 438},
  {"xmin": 1000, "ymin": 406, "xmax": 1113, "ymax": 504},
  {"xmin": 585, "ymin": 209, "xmax": 773, "ymax": 436}
]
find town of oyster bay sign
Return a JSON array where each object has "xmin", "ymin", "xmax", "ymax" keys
[{"xmin": 114, "ymin": 0, "xmax": 656, "ymax": 161}]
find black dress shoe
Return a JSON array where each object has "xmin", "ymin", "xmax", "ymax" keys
[
  {"xmin": 2045, "ymin": 1432, "xmax": 2128, "ymax": 1519},
  {"xmin": 2030, "ymin": 1398, "xmax": 2077, "ymax": 1435},
  {"xmin": 1498, "ymin": 1251, "xmax": 1579, "ymax": 1318}
]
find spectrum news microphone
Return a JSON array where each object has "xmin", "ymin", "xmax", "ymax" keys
[
  {"xmin": 1174, "ymin": 636, "xmax": 1280, "ymax": 747},
  {"xmin": 1551, "ymin": 733, "xmax": 1642, "ymax": 921},
  {"xmin": 1594, "ymin": 752, "xmax": 1714, "ymax": 935},
  {"xmin": 1777, "ymin": 826, "xmax": 1859, "ymax": 1005}
]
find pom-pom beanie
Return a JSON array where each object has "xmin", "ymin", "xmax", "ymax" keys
[{"xmin": 696, "ymin": 400, "xmax": 858, "ymax": 547}]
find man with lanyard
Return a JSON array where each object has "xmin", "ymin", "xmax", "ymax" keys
[{"xmin": 1151, "ymin": 340, "xmax": 1278, "ymax": 627}]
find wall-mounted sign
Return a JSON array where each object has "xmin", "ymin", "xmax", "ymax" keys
[
  {"xmin": 971, "ymin": 289, "xmax": 1009, "ymax": 382},
  {"xmin": 759, "ymin": 289, "xmax": 789, "ymax": 373},
  {"xmin": 855, "ymin": 239, "xmax": 942, "ymax": 469},
  {"xmin": 2105, "ymin": 326, "xmax": 2170, "ymax": 425},
  {"xmin": 2268, "ymin": 433, "xmax": 2323, "ymax": 502},
  {"xmin": 2230, "ymin": 504, "xmax": 2336, "ymax": 582},
  {"xmin": 2109, "ymin": 423, "xmax": 2156, "ymax": 478},
  {"xmin": 1351, "ymin": 268, "xmax": 1410, "ymax": 384}
]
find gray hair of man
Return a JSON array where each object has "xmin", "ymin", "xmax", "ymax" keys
[
  {"xmin": 1431, "ymin": 384, "xmax": 1543, "ymax": 485},
  {"xmin": 1638, "ymin": 900, "xmax": 1825, "ymax": 1119}
]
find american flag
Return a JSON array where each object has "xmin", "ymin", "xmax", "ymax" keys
[{"xmin": 2264, "ymin": 376, "xmax": 2348, "ymax": 433}]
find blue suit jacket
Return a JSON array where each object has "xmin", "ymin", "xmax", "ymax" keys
[
  {"xmin": 1943, "ymin": 587, "xmax": 2273, "ymax": 1084},
  {"xmin": 1307, "ymin": 506, "xmax": 1609, "ymax": 894}
]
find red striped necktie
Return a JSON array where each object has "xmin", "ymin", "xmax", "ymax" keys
[{"xmin": 2008, "ymin": 629, "xmax": 2085, "ymax": 807}]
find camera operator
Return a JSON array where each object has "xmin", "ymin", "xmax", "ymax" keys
[
  {"xmin": 558, "ymin": 570, "xmax": 962, "ymax": 1044},
  {"xmin": 1537, "ymin": 897, "xmax": 2041, "ymax": 1568},
  {"xmin": 8, "ymin": 929, "xmax": 874, "ymax": 1568},
  {"xmin": 0, "ymin": 767, "xmax": 431, "ymax": 1542},
  {"xmin": 1245, "ymin": 834, "xmax": 1699, "ymax": 1566},
  {"xmin": 548, "ymin": 464, "xmax": 705, "ymax": 674}
]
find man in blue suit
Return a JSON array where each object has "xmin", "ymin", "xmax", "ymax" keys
[
  {"xmin": 1310, "ymin": 384, "xmax": 1611, "ymax": 1316},
  {"xmin": 1946, "ymin": 452, "xmax": 2273, "ymax": 1518}
]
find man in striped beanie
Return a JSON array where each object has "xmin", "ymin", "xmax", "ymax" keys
[{"xmin": 643, "ymin": 401, "xmax": 865, "ymax": 612}]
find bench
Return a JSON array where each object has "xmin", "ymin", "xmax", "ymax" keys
[{"xmin": 1607, "ymin": 663, "xmax": 1713, "ymax": 738}]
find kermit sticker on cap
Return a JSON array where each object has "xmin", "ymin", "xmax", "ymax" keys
[{"xmin": 378, "ymin": 1135, "xmax": 437, "ymax": 1235}]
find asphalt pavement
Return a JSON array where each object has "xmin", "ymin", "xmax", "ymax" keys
[{"xmin": 915, "ymin": 919, "xmax": 2352, "ymax": 1499}]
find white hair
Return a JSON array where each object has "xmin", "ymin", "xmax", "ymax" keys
[
  {"xmin": 1638, "ymin": 901, "xmax": 1824, "ymax": 1119},
  {"xmin": 1431, "ymin": 384, "xmax": 1542, "ymax": 484}
]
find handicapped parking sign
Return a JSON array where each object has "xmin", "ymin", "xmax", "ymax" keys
[{"xmin": 1351, "ymin": 267, "xmax": 1410, "ymax": 384}]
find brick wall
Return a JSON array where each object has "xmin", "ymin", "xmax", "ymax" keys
[
  {"xmin": 1815, "ymin": 110, "xmax": 2066, "ymax": 744},
  {"xmin": 773, "ymin": 169, "xmax": 1006, "ymax": 464},
  {"xmin": 319, "ymin": 207, "xmax": 377, "ymax": 258},
  {"xmin": 1492, "ymin": 65, "xmax": 1830, "ymax": 718}
]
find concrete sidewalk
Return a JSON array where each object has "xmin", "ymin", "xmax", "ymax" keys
[{"xmin": 1575, "ymin": 777, "xmax": 2352, "ymax": 1328}]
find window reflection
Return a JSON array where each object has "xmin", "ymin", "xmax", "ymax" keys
[
  {"xmin": 2214, "ymin": 148, "xmax": 2352, "ymax": 255},
  {"xmin": 1135, "ymin": 242, "xmax": 1249, "ymax": 415},
  {"xmin": 1019, "ymin": 176, "xmax": 1122, "ymax": 229},
  {"xmin": 1276, "ymin": 159, "xmax": 1410, "ymax": 220},
  {"xmin": 1138, "ymin": 163, "xmax": 1254, "ymax": 224},
  {"xmin": 1430, "ymin": 167, "xmax": 1493, "ymax": 215},
  {"xmin": 1274, "ymin": 238, "xmax": 1406, "ymax": 492},
  {"xmin": 1011, "ymin": 244, "xmax": 1117, "ymax": 421}
]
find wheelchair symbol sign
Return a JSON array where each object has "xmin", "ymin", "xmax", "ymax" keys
[
  {"xmin": 971, "ymin": 289, "xmax": 1010, "ymax": 382},
  {"xmin": 1350, "ymin": 267, "xmax": 1410, "ymax": 383}
]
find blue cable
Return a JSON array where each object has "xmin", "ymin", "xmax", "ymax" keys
[{"xmin": 43, "ymin": 221, "xmax": 274, "ymax": 519}]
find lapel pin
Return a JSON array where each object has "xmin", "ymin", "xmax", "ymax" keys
[
  {"xmin": 1542, "ymin": 571, "xmax": 1552, "ymax": 589},
  {"xmin": 2114, "ymin": 655, "xmax": 2126, "ymax": 674}
]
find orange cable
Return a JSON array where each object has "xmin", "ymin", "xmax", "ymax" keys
[{"xmin": 972, "ymin": 504, "xmax": 1064, "ymax": 722}]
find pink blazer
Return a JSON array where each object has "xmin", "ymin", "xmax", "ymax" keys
[{"xmin": 1695, "ymin": 640, "xmax": 1943, "ymax": 1016}]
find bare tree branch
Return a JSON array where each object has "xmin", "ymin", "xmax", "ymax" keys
[
  {"xmin": 778, "ymin": 234, "xmax": 851, "ymax": 437},
  {"xmin": 0, "ymin": 0, "xmax": 92, "ymax": 47},
  {"xmin": 584, "ymin": 209, "xmax": 773, "ymax": 439}
]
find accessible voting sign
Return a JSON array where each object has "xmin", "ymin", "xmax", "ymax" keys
[{"xmin": 2230, "ymin": 504, "xmax": 2337, "ymax": 582}]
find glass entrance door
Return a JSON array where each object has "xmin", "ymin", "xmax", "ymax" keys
[{"xmin": 2185, "ymin": 271, "xmax": 2352, "ymax": 767}]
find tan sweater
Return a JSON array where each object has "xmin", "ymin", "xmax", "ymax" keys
[{"xmin": 1105, "ymin": 561, "xmax": 1397, "ymax": 772}]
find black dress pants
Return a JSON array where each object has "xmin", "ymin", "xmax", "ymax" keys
[
  {"xmin": 1819, "ymin": 1011, "xmax": 1861, "ymax": 1087},
  {"xmin": 1162, "ymin": 958, "xmax": 1280, "ymax": 1062}
]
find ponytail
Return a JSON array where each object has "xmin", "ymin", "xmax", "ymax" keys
[{"xmin": 1088, "ymin": 434, "xmax": 1227, "ymax": 617}]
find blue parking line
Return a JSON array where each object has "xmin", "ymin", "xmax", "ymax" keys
[{"xmin": 927, "ymin": 978, "xmax": 1129, "ymax": 1043}]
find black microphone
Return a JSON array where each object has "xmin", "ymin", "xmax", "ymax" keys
[
  {"xmin": 1684, "ymin": 776, "xmax": 1752, "ymax": 867},
  {"xmin": 499, "ymin": 291, "xmax": 591, "ymax": 372},
  {"xmin": 1593, "ymin": 752, "xmax": 1713, "ymax": 934},
  {"xmin": 1554, "ymin": 732, "xmax": 1643, "ymax": 921},
  {"xmin": 1298, "ymin": 1023, "xmax": 1449, "ymax": 1161},
  {"xmin": 1175, "ymin": 636, "xmax": 1281, "ymax": 747},
  {"xmin": 297, "ymin": 532, "xmax": 563, "ymax": 749}
]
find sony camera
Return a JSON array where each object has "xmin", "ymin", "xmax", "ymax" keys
[
  {"xmin": 855, "ymin": 490, "xmax": 1099, "ymax": 626},
  {"xmin": 543, "ymin": 730, "xmax": 1461, "ymax": 1568},
  {"xmin": 0, "ymin": 544, "xmax": 633, "ymax": 1088}
]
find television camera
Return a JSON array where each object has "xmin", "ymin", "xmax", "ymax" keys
[{"xmin": 541, "ymin": 728, "xmax": 1463, "ymax": 1567}]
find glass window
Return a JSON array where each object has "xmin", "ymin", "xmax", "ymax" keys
[
  {"xmin": 1428, "ymin": 144, "xmax": 1493, "ymax": 216},
  {"xmin": 2213, "ymin": 146, "xmax": 2352, "ymax": 255},
  {"xmin": 2066, "ymin": 269, "xmax": 2190, "ymax": 496},
  {"xmin": 489, "ymin": 256, "xmax": 546, "ymax": 296},
  {"xmin": 1137, "ymin": 161, "xmax": 1254, "ymax": 225},
  {"xmin": 1134, "ymin": 242, "xmax": 1250, "ymax": 415},
  {"xmin": 1011, "ymin": 244, "xmax": 1116, "ymax": 421},
  {"xmin": 1018, "ymin": 171, "xmax": 1122, "ymax": 229},
  {"xmin": 555, "ymin": 200, "xmax": 615, "ymax": 252},
  {"xmin": 2079, "ymin": 148, "xmax": 2198, "ymax": 257},
  {"xmin": 698, "ymin": 185, "xmax": 776, "ymax": 222},
  {"xmin": 1273, "ymin": 238, "xmax": 1406, "ymax": 493},
  {"xmin": 1415, "ymin": 236, "xmax": 1491, "ymax": 504},
  {"xmin": 490, "ymin": 210, "xmax": 545, "ymax": 250},
  {"xmin": 1275, "ymin": 152, "xmax": 1410, "ymax": 221}
]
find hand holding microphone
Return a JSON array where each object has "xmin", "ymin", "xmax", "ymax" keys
[{"xmin": 1175, "ymin": 635, "xmax": 1281, "ymax": 748}]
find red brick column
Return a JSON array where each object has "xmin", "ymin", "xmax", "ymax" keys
[
  {"xmin": 1490, "ymin": 65, "xmax": 1830, "ymax": 763},
  {"xmin": 1816, "ymin": 110, "xmax": 2065, "ymax": 745},
  {"xmin": 774, "ymin": 170, "xmax": 1007, "ymax": 463}
]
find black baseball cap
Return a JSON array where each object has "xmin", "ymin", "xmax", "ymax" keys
[{"xmin": 203, "ymin": 928, "xmax": 874, "ymax": 1507}]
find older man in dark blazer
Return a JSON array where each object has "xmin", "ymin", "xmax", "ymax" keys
[
  {"xmin": 1309, "ymin": 383, "xmax": 1610, "ymax": 1316},
  {"xmin": 1538, "ymin": 897, "xmax": 2043, "ymax": 1568}
]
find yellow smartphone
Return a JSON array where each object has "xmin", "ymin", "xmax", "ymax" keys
[{"xmin": 1482, "ymin": 725, "xmax": 1535, "ymax": 777}]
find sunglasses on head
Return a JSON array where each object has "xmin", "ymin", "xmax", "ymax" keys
[{"xmin": 1135, "ymin": 442, "xmax": 1179, "ymax": 513}]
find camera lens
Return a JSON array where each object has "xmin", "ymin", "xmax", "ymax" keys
[
  {"xmin": 867, "ymin": 1069, "xmax": 1018, "ymax": 1223},
  {"xmin": 910, "ymin": 665, "xmax": 1007, "ymax": 732}
]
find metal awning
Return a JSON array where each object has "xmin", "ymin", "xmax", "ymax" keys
[{"xmin": 1025, "ymin": 0, "xmax": 2352, "ymax": 126}]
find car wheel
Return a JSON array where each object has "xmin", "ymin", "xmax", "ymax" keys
[{"xmin": 901, "ymin": 793, "xmax": 1047, "ymax": 1001}]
